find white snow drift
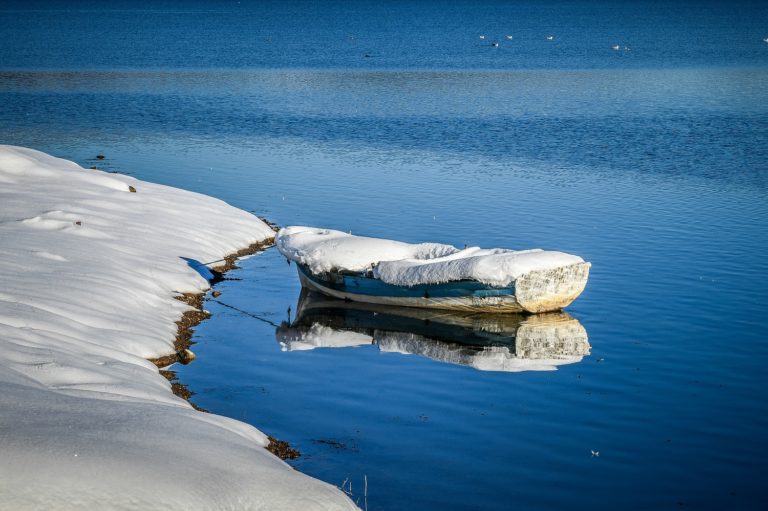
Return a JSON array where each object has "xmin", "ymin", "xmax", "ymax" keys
[
  {"xmin": 0, "ymin": 146, "xmax": 358, "ymax": 511},
  {"xmin": 276, "ymin": 226, "xmax": 584, "ymax": 287}
]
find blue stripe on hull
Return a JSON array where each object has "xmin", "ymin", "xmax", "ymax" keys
[{"xmin": 296, "ymin": 264, "xmax": 515, "ymax": 299}]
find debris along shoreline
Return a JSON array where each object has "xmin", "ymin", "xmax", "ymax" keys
[
  {"xmin": 0, "ymin": 146, "xmax": 358, "ymax": 511},
  {"xmin": 148, "ymin": 239, "xmax": 275, "ymax": 368},
  {"xmin": 148, "ymin": 235, "xmax": 301, "ymax": 460}
]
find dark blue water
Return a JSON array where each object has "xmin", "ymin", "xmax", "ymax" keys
[
  {"xmin": 2, "ymin": 1, "xmax": 768, "ymax": 510},
  {"xmin": 2, "ymin": 0, "xmax": 768, "ymax": 70}
]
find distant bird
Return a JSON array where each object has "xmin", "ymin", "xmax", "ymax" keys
[
  {"xmin": 591, "ymin": 450, "xmax": 600, "ymax": 457},
  {"xmin": 479, "ymin": 34, "xmax": 486, "ymax": 40},
  {"xmin": 763, "ymin": 37, "xmax": 768, "ymax": 43},
  {"xmin": 546, "ymin": 35, "xmax": 554, "ymax": 41},
  {"xmin": 491, "ymin": 41, "xmax": 499, "ymax": 47},
  {"xmin": 506, "ymin": 35, "xmax": 513, "ymax": 40},
  {"xmin": 611, "ymin": 44, "xmax": 620, "ymax": 50},
  {"xmin": 624, "ymin": 46, "xmax": 631, "ymax": 51}
]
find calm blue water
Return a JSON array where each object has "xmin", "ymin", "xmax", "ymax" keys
[
  {"xmin": 2, "ymin": 0, "xmax": 768, "ymax": 69},
  {"xmin": 2, "ymin": 1, "xmax": 768, "ymax": 510}
]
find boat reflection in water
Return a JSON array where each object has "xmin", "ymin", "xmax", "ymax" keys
[{"xmin": 276, "ymin": 291, "xmax": 590, "ymax": 372}]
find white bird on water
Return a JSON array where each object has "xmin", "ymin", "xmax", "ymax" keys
[
  {"xmin": 479, "ymin": 34, "xmax": 485, "ymax": 40},
  {"xmin": 506, "ymin": 35, "xmax": 513, "ymax": 40},
  {"xmin": 491, "ymin": 41, "xmax": 499, "ymax": 47},
  {"xmin": 546, "ymin": 35, "xmax": 554, "ymax": 41},
  {"xmin": 611, "ymin": 44, "xmax": 620, "ymax": 50},
  {"xmin": 763, "ymin": 37, "xmax": 768, "ymax": 43}
]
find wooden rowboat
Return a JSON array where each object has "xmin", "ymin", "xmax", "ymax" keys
[
  {"xmin": 294, "ymin": 260, "xmax": 590, "ymax": 313},
  {"xmin": 278, "ymin": 226, "xmax": 591, "ymax": 314}
]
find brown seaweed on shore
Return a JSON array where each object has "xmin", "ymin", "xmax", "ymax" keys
[
  {"xmin": 147, "ymin": 235, "xmax": 302, "ymax": 460},
  {"xmin": 267, "ymin": 436, "xmax": 301, "ymax": 460},
  {"xmin": 159, "ymin": 369, "xmax": 209, "ymax": 413},
  {"xmin": 159, "ymin": 367, "xmax": 300, "ymax": 459},
  {"xmin": 148, "ymin": 238, "xmax": 273, "ymax": 367}
]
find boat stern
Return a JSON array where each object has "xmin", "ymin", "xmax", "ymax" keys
[{"xmin": 514, "ymin": 262, "xmax": 591, "ymax": 313}]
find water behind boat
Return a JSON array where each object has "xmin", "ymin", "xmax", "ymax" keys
[{"xmin": 1, "ymin": 1, "xmax": 767, "ymax": 510}]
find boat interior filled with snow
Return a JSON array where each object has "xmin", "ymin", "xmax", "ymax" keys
[
  {"xmin": 276, "ymin": 226, "xmax": 590, "ymax": 313},
  {"xmin": 275, "ymin": 291, "xmax": 590, "ymax": 372}
]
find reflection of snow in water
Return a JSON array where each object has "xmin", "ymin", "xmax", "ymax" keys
[
  {"xmin": 278, "ymin": 323, "xmax": 373, "ymax": 351},
  {"xmin": 276, "ymin": 311, "xmax": 589, "ymax": 372},
  {"xmin": 375, "ymin": 330, "xmax": 587, "ymax": 372}
]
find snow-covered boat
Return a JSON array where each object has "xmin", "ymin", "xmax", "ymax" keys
[
  {"xmin": 275, "ymin": 291, "xmax": 590, "ymax": 372},
  {"xmin": 276, "ymin": 226, "xmax": 590, "ymax": 313}
]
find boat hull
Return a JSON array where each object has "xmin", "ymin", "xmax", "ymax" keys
[{"xmin": 295, "ymin": 262, "xmax": 590, "ymax": 313}]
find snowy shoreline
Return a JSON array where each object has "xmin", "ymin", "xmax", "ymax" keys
[
  {"xmin": 0, "ymin": 146, "xmax": 358, "ymax": 510},
  {"xmin": 147, "ymin": 238, "xmax": 273, "ymax": 370}
]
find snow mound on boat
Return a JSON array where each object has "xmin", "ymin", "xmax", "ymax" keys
[
  {"xmin": 276, "ymin": 226, "xmax": 584, "ymax": 287},
  {"xmin": 276, "ymin": 226, "xmax": 459, "ymax": 273},
  {"xmin": 376, "ymin": 248, "xmax": 584, "ymax": 287}
]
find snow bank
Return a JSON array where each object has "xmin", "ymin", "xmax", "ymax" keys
[
  {"xmin": 0, "ymin": 146, "xmax": 357, "ymax": 510},
  {"xmin": 276, "ymin": 226, "xmax": 584, "ymax": 287}
]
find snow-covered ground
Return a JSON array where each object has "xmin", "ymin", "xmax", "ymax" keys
[{"xmin": 0, "ymin": 146, "xmax": 358, "ymax": 510}]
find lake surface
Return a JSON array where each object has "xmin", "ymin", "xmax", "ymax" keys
[{"xmin": 2, "ymin": 1, "xmax": 768, "ymax": 510}]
